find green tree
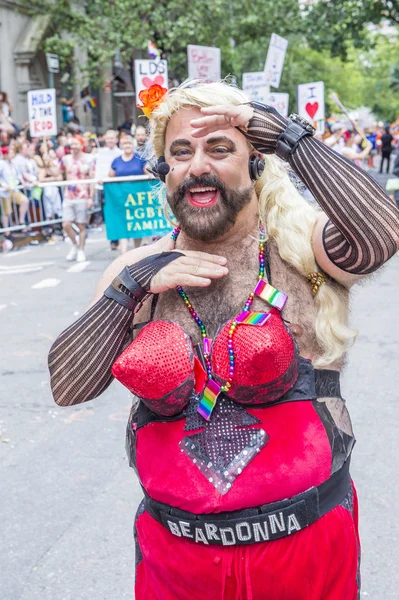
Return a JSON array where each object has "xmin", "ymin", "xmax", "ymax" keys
[
  {"xmin": 304, "ymin": 0, "xmax": 399, "ymax": 60},
  {"xmin": 22, "ymin": 0, "xmax": 305, "ymax": 84}
]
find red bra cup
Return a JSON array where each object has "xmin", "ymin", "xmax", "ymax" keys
[
  {"xmin": 112, "ymin": 321, "xmax": 195, "ymax": 416},
  {"xmin": 211, "ymin": 308, "xmax": 299, "ymax": 404}
]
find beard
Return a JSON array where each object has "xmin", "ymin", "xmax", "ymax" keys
[{"xmin": 166, "ymin": 173, "xmax": 253, "ymax": 242}]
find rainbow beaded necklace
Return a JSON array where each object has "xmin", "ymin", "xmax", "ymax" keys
[{"xmin": 171, "ymin": 225, "xmax": 287, "ymax": 420}]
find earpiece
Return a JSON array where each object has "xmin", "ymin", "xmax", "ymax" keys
[
  {"xmin": 157, "ymin": 156, "xmax": 170, "ymax": 182},
  {"xmin": 248, "ymin": 155, "xmax": 265, "ymax": 182}
]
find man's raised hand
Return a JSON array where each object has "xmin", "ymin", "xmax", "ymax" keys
[{"xmin": 190, "ymin": 105, "xmax": 254, "ymax": 138}]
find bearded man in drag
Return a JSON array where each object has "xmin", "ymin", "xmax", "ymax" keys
[{"xmin": 48, "ymin": 80, "xmax": 399, "ymax": 600}]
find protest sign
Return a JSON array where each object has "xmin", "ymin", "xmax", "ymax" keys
[
  {"xmin": 134, "ymin": 60, "xmax": 169, "ymax": 97},
  {"xmin": 242, "ymin": 72, "xmax": 269, "ymax": 103},
  {"xmin": 267, "ymin": 92, "xmax": 289, "ymax": 117},
  {"xmin": 187, "ymin": 45, "xmax": 221, "ymax": 82},
  {"xmin": 297, "ymin": 81, "xmax": 325, "ymax": 134},
  {"xmin": 264, "ymin": 34, "xmax": 288, "ymax": 89},
  {"xmin": 27, "ymin": 89, "xmax": 57, "ymax": 138},
  {"xmin": 103, "ymin": 178, "xmax": 173, "ymax": 240}
]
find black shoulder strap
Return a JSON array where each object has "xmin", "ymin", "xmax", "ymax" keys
[{"xmin": 132, "ymin": 293, "xmax": 159, "ymax": 330}]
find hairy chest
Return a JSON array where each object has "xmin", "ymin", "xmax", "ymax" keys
[{"xmin": 134, "ymin": 243, "xmax": 323, "ymax": 362}]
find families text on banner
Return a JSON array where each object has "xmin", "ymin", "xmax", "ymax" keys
[
  {"xmin": 297, "ymin": 81, "xmax": 325, "ymax": 134},
  {"xmin": 242, "ymin": 72, "xmax": 269, "ymax": 103},
  {"xmin": 187, "ymin": 45, "xmax": 221, "ymax": 82},
  {"xmin": 103, "ymin": 178, "xmax": 172, "ymax": 240},
  {"xmin": 264, "ymin": 34, "xmax": 288, "ymax": 89},
  {"xmin": 267, "ymin": 92, "xmax": 289, "ymax": 118},
  {"xmin": 27, "ymin": 89, "xmax": 57, "ymax": 138},
  {"xmin": 134, "ymin": 60, "xmax": 169, "ymax": 97}
]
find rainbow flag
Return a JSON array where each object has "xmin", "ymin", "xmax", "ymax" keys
[
  {"xmin": 254, "ymin": 280, "xmax": 288, "ymax": 311},
  {"xmin": 197, "ymin": 379, "xmax": 221, "ymax": 421},
  {"xmin": 148, "ymin": 40, "xmax": 161, "ymax": 60},
  {"xmin": 236, "ymin": 311, "xmax": 271, "ymax": 326}
]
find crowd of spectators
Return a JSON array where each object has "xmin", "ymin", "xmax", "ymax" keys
[{"xmin": 0, "ymin": 90, "xmax": 149, "ymax": 258}]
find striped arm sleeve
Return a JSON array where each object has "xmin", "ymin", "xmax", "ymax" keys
[
  {"xmin": 48, "ymin": 252, "xmax": 183, "ymax": 406},
  {"xmin": 243, "ymin": 103, "xmax": 399, "ymax": 274},
  {"xmin": 48, "ymin": 295, "xmax": 133, "ymax": 406}
]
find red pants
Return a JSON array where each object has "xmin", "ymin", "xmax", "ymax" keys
[{"xmin": 135, "ymin": 487, "xmax": 360, "ymax": 600}]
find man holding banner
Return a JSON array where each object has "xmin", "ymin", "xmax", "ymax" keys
[{"xmin": 49, "ymin": 80, "xmax": 398, "ymax": 599}]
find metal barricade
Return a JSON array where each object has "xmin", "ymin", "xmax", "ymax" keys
[{"xmin": 0, "ymin": 175, "xmax": 150, "ymax": 235}]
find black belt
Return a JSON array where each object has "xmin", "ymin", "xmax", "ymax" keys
[{"xmin": 144, "ymin": 459, "xmax": 351, "ymax": 546}]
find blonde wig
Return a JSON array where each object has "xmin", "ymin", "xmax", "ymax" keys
[{"xmin": 149, "ymin": 80, "xmax": 357, "ymax": 367}]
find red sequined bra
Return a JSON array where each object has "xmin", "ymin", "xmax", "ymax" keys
[{"xmin": 112, "ymin": 308, "xmax": 299, "ymax": 417}]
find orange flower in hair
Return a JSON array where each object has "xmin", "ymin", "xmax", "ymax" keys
[{"xmin": 137, "ymin": 84, "xmax": 168, "ymax": 118}]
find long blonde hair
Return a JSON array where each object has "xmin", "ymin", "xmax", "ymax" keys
[{"xmin": 150, "ymin": 80, "xmax": 357, "ymax": 367}]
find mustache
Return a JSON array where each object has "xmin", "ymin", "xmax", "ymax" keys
[{"xmin": 176, "ymin": 174, "xmax": 227, "ymax": 198}]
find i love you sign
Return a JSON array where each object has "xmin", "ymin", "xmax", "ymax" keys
[
  {"xmin": 297, "ymin": 81, "xmax": 325, "ymax": 134},
  {"xmin": 134, "ymin": 60, "xmax": 169, "ymax": 97}
]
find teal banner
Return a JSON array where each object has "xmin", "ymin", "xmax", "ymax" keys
[{"xmin": 103, "ymin": 179, "xmax": 172, "ymax": 239}]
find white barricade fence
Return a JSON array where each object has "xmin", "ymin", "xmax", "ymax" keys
[{"xmin": 0, "ymin": 175, "xmax": 152, "ymax": 235}]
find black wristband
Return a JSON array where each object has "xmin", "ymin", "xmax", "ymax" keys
[
  {"xmin": 104, "ymin": 267, "xmax": 149, "ymax": 313},
  {"xmin": 275, "ymin": 114, "xmax": 315, "ymax": 162},
  {"xmin": 103, "ymin": 252, "xmax": 185, "ymax": 312}
]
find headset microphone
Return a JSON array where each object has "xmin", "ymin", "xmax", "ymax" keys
[{"xmin": 157, "ymin": 156, "xmax": 171, "ymax": 182}]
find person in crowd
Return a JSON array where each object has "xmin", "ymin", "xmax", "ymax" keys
[
  {"xmin": 55, "ymin": 132, "xmax": 69, "ymax": 160},
  {"xmin": 0, "ymin": 145, "xmax": 29, "ymax": 230},
  {"xmin": 341, "ymin": 130, "xmax": 372, "ymax": 168},
  {"xmin": 0, "ymin": 91, "xmax": 14, "ymax": 124},
  {"xmin": 35, "ymin": 142, "xmax": 63, "ymax": 221},
  {"xmin": 109, "ymin": 135, "xmax": 147, "ymax": 253},
  {"xmin": 48, "ymin": 80, "xmax": 399, "ymax": 600},
  {"xmin": 134, "ymin": 125, "xmax": 147, "ymax": 157},
  {"xmin": 61, "ymin": 97, "xmax": 77, "ymax": 125},
  {"xmin": 61, "ymin": 136, "xmax": 95, "ymax": 262},
  {"xmin": 95, "ymin": 129, "xmax": 122, "ymax": 250},
  {"xmin": 380, "ymin": 125, "xmax": 394, "ymax": 174},
  {"xmin": 324, "ymin": 125, "xmax": 346, "ymax": 154},
  {"xmin": 13, "ymin": 141, "xmax": 38, "ymax": 188},
  {"xmin": 365, "ymin": 129, "xmax": 378, "ymax": 168}
]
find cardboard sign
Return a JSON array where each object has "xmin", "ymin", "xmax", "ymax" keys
[
  {"xmin": 103, "ymin": 179, "xmax": 172, "ymax": 240},
  {"xmin": 267, "ymin": 92, "xmax": 289, "ymax": 118},
  {"xmin": 134, "ymin": 60, "xmax": 168, "ymax": 97},
  {"xmin": 242, "ymin": 72, "xmax": 270, "ymax": 103},
  {"xmin": 187, "ymin": 45, "xmax": 221, "ymax": 82},
  {"xmin": 27, "ymin": 89, "xmax": 57, "ymax": 138},
  {"xmin": 264, "ymin": 34, "xmax": 288, "ymax": 89},
  {"xmin": 297, "ymin": 81, "xmax": 325, "ymax": 134}
]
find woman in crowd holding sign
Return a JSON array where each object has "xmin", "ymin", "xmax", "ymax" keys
[{"xmin": 109, "ymin": 135, "xmax": 147, "ymax": 253}]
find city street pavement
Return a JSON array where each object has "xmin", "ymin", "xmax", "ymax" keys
[{"xmin": 1, "ymin": 216, "xmax": 398, "ymax": 599}]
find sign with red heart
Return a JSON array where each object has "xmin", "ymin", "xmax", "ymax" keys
[
  {"xmin": 142, "ymin": 75, "xmax": 165, "ymax": 89},
  {"xmin": 134, "ymin": 60, "xmax": 168, "ymax": 98},
  {"xmin": 305, "ymin": 102, "xmax": 319, "ymax": 119},
  {"xmin": 297, "ymin": 81, "xmax": 325, "ymax": 134}
]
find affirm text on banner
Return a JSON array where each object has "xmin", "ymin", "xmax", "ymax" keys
[{"xmin": 103, "ymin": 179, "xmax": 172, "ymax": 239}]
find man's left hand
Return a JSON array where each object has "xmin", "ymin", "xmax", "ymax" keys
[
  {"xmin": 190, "ymin": 105, "xmax": 254, "ymax": 138},
  {"xmin": 87, "ymin": 198, "xmax": 94, "ymax": 209}
]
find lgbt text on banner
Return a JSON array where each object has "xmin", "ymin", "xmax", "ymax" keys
[{"xmin": 103, "ymin": 178, "xmax": 173, "ymax": 239}]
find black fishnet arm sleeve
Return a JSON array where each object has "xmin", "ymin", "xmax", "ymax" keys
[
  {"xmin": 241, "ymin": 103, "xmax": 399, "ymax": 274},
  {"xmin": 48, "ymin": 252, "xmax": 183, "ymax": 406}
]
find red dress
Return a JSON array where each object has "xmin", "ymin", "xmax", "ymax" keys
[{"xmin": 113, "ymin": 310, "xmax": 360, "ymax": 599}]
